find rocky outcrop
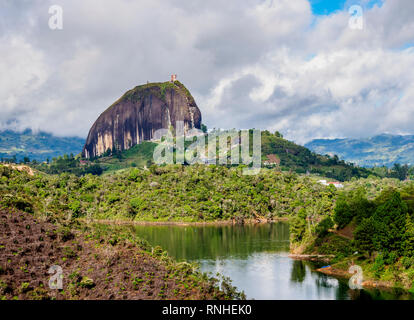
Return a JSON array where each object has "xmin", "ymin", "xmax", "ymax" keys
[{"xmin": 82, "ymin": 81, "xmax": 202, "ymax": 158}]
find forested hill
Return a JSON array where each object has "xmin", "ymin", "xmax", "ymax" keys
[
  {"xmin": 84, "ymin": 130, "xmax": 372, "ymax": 181},
  {"xmin": 261, "ymin": 131, "xmax": 371, "ymax": 181},
  {"xmin": 2, "ymin": 129, "xmax": 371, "ymax": 181}
]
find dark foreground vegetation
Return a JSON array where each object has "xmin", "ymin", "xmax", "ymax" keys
[{"xmin": 0, "ymin": 208, "xmax": 243, "ymax": 300}]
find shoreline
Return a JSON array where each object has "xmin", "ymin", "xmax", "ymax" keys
[
  {"xmin": 315, "ymin": 266, "xmax": 400, "ymax": 292},
  {"xmin": 288, "ymin": 253, "xmax": 334, "ymax": 263},
  {"xmin": 291, "ymin": 254, "xmax": 410, "ymax": 292},
  {"xmin": 81, "ymin": 216, "xmax": 290, "ymax": 227}
]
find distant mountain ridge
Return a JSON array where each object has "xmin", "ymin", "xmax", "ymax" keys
[
  {"xmin": 0, "ymin": 129, "xmax": 85, "ymax": 162},
  {"xmin": 305, "ymin": 134, "xmax": 414, "ymax": 167}
]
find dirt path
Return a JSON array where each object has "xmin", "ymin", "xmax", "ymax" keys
[
  {"xmin": 1, "ymin": 164, "xmax": 34, "ymax": 176},
  {"xmin": 332, "ymin": 224, "xmax": 355, "ymax": 240}
]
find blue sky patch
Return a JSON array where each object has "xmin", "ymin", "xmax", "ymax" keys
[
  {"xmin": 309, "ymin": 0, "xmax": 346, "ymax": 15},
  {"xmin": 309, "ymin": 0, "xmax": 384, "ymax": 15}
]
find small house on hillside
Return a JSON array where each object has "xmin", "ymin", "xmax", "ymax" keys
[
  {"xmin": 318, "ymin": 180, "xmax": 344, "ymax": 188},
  {"xmin": 264, "ymin": 154, "xmax": 280, "ymax": 167}
]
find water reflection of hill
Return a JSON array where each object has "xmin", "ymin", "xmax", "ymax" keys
[{"xmin": 127, "ymin": 222, "xmax": 290, "ymax": 261}]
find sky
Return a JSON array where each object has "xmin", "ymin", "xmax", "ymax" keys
[{"xmin": 1, "ymin": 0, "xmax": 414, "ymax": 144}]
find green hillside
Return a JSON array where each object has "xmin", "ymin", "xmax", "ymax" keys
[
  {"xmin": 261, "ymin": 131, "xmax": 372, "ymax": 181},
  {"xmin": 90, "ymin": 130, "xmax": 371, "ymax": 181},
  {"xmin": 6, "ymin": 129, "xmax": 371, "ymax": 181},
  {"xmin": 93, "ymin": 141, "xmax": 157, "ymax": 172}
]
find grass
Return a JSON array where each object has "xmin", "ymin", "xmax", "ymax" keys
[
  {"xmin": 107, "ymin": 81, "xmax": 192, "ymax": 111},
  {"xmin": 95, "ymin": 142, "xmax": 157, "ymax": 173}
]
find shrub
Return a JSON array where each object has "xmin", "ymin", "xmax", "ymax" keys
[
  {"xmin": 129, "ymin": 197, "xmax": 145, "ymax": 215},
  {"xmin": 333, "ymin": 188, "xmax": 375, "ymax": 229},
  {"xmin": 128, "ymin": 169, "xmax": 142, "ymax": 182},
  {"xmin": 333, "ymin": 195, "xmax": 352, "ymax": 229},
  {"xmin": 290, "ymin": 216, "xmax": 307, "ymax": 243},
  {"xmin": 401, "ymin": 256, "xmax": 414, "ymax": 269},
  {"xmin": 84, "ymin": 164, "xmax": 103, "ymax": 176},
  {"xmin": 384, "ymin": 251, "xmax": 399, "ymax": 265},
  {"xmin": 81, "ymin": 193, "xmax": 94, "ymax": 203},
  {"xmin": 315, "ymin": 216, "xmax": 333, "ymax": 237},
  {"xmin": 68, "ymin": 200, "xmax": 82, "ymax": 218},
  {"xmin": 107, "ymin": 193, "xmax": 120, "ymax": 204},
  {"xmin": 373, "ymin": 254, "xmax": 385, "ymax": 278}
]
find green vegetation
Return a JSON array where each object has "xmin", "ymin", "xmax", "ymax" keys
[
  {"xmin": 28, "ymin": 142, "xmax": 157, "ymax": 176},
  {"xmin": 29, "ymin": 130, "xmax": 373, "ymax": 182},
  {"xmin": 292, "ymin": 176, "xmax": 414, "ymax": 290},
  {"xmin": 91, "ymin": 142, "xmax": 157, "ymax": 172},
  {"xmin": 2, "ymin": 129, "xmax": 414, "ymax": 293},
  {"xmin": 109, "ymin": 81, "xmax": 196, "ymax": 109},
  {"xmin": 371, "ymin": 163, "xmax": 414, "ymax": 181},
  {"xmin": 32, "ymin": 153, "xmax": 103, "ymax": 176},
  {"xmin": 261, "ymin": 130, "xmax": 372, "ymax": 181},
  {"xmin": 0, "ymin": 163, "xmax": 337, "ymax": 223}
]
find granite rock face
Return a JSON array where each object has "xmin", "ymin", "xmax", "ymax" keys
[{"xmin": 82, "ymin": 81, "xmax": 201, "ymax": 158}]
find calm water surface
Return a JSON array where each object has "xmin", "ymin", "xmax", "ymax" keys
[{"xmin": 121, "ymin": 222, "xmax": 411, "ymax": 300}]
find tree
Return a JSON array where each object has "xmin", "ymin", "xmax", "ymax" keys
[
  {"xmin": 333, "ymin": 194, "xmax": 353, "ymax": 229},
  {"xmin": 103, "ymin": 148, "xmax": 112, "ymax": 157},
  {"xmin": 315, "ymin": 216, "xmax": 333, "ymax": 237},
  {"xmin": 372, "ymin": 191, "xmax": 408, "ymax": 254},
  {"xmin": 85, "ymin": 164, "xmax": 103, "ymax": 176},
  {"xmin": 290, "ymin": 216, "xmax": 307, "ymax": 243},
  {"xmin": 390, "ymin": 163, "xmax": 409, "ymax": 181},
  {"xmin": 333, "ymin": 188, "xmax": 375, "ymax": 229},
  {"xmin": 354, "ymin": 217, "xmax": 377, "ymax": 255},
  {"xmin": 404, "ymin": 214, "xmax": 414, "ymax": 257},
  {"xmin": 274, "ymin": 131, "xmax": 283, "ymax": 138}
]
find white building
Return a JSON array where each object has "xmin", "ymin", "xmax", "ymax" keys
[{"xmin": 318, "ymin": 180, "xmax": 344, "ymax": 188}]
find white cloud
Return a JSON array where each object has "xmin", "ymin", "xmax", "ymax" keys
[
  {"xmin": 0, "ymin": 0, "xmax": 414, "ymax": 144},
  {"xmin": 0, "ymin": 35, "xmax": 49, "ymax": 121}
]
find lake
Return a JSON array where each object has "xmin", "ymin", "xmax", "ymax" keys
[{"xmin": 120, "ymin": 222, "xmax": 412, "ymax": 300}]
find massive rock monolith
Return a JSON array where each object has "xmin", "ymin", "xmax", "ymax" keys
[{"xmin": 82, "ymin": 81, "xmax": 202, "ymax": 158}]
